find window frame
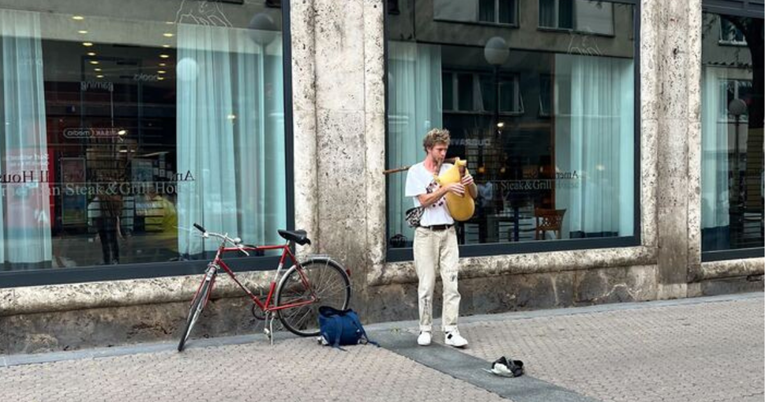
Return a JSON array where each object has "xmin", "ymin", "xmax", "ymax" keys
[
  {"xmin": 433, "ymin": 0, "xmax": 520, "ymax": 28},
  {"xmin": 442, "ymin": 70, "xmax": 524, "ymax": 115},
  {"xmin": 703, "ymin": 0, "xmax": 765, "ymax": 19},
  {"xmin": 538, "ymin": 0, "xmax": 574, "ymax": 30},
  {"xmin": 537, "ymin": 0, "xmax": 617, "ymax": 37},
  {"xmin": 718, "ymin": 16, "xmax": 749, "ymax": 45},
  {"xmin": 479, "ymin": 0, "xmax": 519, "ymax": 25},
  {"xmin": 384, "ymin": 0, "xmax": 642, "ymax": 263},
  {"xmin": 700, "ymin": 0, "xmax": 765, "ymax": 261},
  {"xmin": 0, "ymin": 2, "xmax": 296, "ymax": 288}
]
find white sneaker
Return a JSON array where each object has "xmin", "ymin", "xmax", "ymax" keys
[
  {"xmin": 445, "ymin": 330, "xmax": 468, "ymax": 348},
  {"xmin": 417, "ymin": 331, "xmax": 432, "ymax": 346}
]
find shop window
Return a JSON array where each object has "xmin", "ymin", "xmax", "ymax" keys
[
  {"xmin": 386, "ymin": 0, "xmax": 637, "ymax": 256},
  {"xmin": 0, "ymin": 3, "xmax": 289, "ymax": 273},
  {"xmin": 701, "ymin": 9, "xmax": 764, "ymax": 254}
]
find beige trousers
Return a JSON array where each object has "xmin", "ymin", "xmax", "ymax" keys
[{"xmin": 413, "ymin": 226, "xmax": 460, "ymax": 332}]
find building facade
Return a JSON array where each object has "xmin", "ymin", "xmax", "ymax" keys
[{"xmin": 0, "ymin": 0, "xmax": 762, "ymax": 354}]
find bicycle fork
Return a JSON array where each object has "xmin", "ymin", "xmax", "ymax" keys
[
  {"xmin": 262, "ymin": 259, "xmax": 287, "ymax": 345},
  {"xmin": 264, "ymin": 312, "xmax": 276, "ymax": 345}
]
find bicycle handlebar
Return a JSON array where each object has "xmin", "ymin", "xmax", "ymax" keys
[{"xmin": 193, "ymin": 222, "xmax": 250, "ymax": 256}]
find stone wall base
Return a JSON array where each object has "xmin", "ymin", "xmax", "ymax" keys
[
  {"xmin": 688, "ymin": 276, "xmax": 765, "ymax": 298},
  {"xmin": 4, "ymin": 266, "xmax": 762, "ymax": 355},
  {"xmin": 364, "ymin": 265, "xmax": 659, "ymax": 324},
  {"xmin": 0, "ymin": 296, "xmax": 256, "ymax": 355}
]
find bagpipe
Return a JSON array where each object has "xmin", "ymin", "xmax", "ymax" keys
[{"xmin": 383, "ymin": 157, "xmax": 475, "ymax": 221}]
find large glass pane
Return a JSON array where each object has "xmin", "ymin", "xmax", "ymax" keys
[
  {"xmin": 0, "ymin": 1, "xmax": 287, "ymax": 270},
  {"xmin": 386, "ymin": 0, "xmax": 635, "ymax": 249},
  {"xmin": 701, "ymin": 12, "xmax": 764, "ymax": 252}
]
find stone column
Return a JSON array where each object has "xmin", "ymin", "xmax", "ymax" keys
[
  {"xmin": 291, "ymin": 0, "xmax": 319, "ymax": 257},
  {"xmin": 652, "ymin": 0, "xmax": 703, "ymax": 298},
  {"xmin": 308, "ymin": 0, "xmax": 383, "ymax": 303}
]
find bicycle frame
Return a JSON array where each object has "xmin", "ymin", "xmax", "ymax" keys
[{"xmin": 190, "ymin": 240, "xmax": 316, "ymax": 315}]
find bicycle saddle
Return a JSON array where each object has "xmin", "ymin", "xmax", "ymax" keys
[{"xmin": 278, "ymin": 229, "xmax": 311, "ymax": 245}]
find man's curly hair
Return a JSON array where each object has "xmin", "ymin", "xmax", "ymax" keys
[{"xmin": 422, "ymin": 128, "xmax": 450, "ymax": 153}]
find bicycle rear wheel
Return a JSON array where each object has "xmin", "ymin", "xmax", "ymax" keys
[
  {"xmin": 177, "ymin": 275, "xmax": 213, "ymax": 352},
  {"xmin": 276, "ymin": 258, "xmax": 351, "ymax": 337}
]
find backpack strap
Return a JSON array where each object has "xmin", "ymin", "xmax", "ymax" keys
[
  {"xmin": 331, "ymin": 316, "xmax": 347, "ymax": 351},
  {"xmin": 349, "ymin": 312, "xmax": 379, "ymax": 347}
]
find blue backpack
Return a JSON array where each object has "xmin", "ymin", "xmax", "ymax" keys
[{"xmin": 318, "ymin": 306, "xmax": 378, "ymax": 349}]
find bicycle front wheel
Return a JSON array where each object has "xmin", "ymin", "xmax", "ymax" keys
[
  {"xmin": 177, "ymin": 276, "xmax": 212, "ymax": 352},
  {"xmin": 276, "ymin": 258, "xmax": 351, "ymax": 337}
]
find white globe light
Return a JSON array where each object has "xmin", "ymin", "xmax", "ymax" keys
[
  {"xmin": 728, "ymin": 98, "xmax": 747, "ymax": 116},
  {"xmin": 248, "ymin": 13, "xmax": 277, "ymax": 46},
  {"xmin": 484, "ymin": 36, "xmax": 509, "ymax": 66},
  {"xmin": 177, "ymin": 57, "xmax": 199, "ymax": 82}
]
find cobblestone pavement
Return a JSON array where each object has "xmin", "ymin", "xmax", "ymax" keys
[
  {"xmin": 0, "ymin": 337, "xmax": 509, "ymax": 402},
  {"xmin": 1, "ymin": 293, "xmax": 762, "ymax": 402},
  {"xmin": 438, "ymin": 295, "xmax": 764, "ymax": 402}
]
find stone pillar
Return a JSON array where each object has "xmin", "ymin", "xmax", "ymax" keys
[
  {"xmin": 306, "ymin": 0, "xmax": 383, "ymax": 303},
  {"xmin": 290, "ymin": 0, "xmax": 319, "ymax": 257},
  {"xmin": 652, "ymin": 0, "xmax": 703, "ymax": 299}
]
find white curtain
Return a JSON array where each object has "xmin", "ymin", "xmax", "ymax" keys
[
  {"xmin": 554, "ymin": 54, "xmax": 634, "ymax": 238},
  {"xmin": 387, "ymin": 42, "xmax": 442, "ymax": 241},
  {"xmin": 700, "ymin": 66, "xmax": 732, "ymax": 232},
  {"xmin": 0, "ymin": 9, "xmax": 52, "ymax": 266},
  {"xmin": 176, "ymin": 23, "xmax": 285, "ymax": 255}
]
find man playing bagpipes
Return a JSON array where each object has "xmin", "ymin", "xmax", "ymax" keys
[{"xmin": 402, "ymin": 128, "xmax": 477, "ymax": 348}]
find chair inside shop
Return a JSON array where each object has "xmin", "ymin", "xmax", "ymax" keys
[{"xmin": 533, "ymin": 208, "xmax": 566, "ymax": 240}]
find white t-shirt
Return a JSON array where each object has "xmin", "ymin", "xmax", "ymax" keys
[{"xmin": 405, "ymin": 162, "xmax": 454, "ymax": 226}]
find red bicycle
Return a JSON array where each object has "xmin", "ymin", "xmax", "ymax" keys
[{"xmin": 177, "ymin": 223, "xmax": 351, "ymax": 351}]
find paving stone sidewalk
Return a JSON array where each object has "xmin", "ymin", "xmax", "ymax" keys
[
  {"xmin": 424, "ymin": 293, "xmax": 764, "ymax": 402},
  {"xmin": 0, "ymin": 336, "xmax": 508, "ymax": 402},
  {"xmin": 1, "ymin": 293, "xmax": 762, "ymax": 402}
]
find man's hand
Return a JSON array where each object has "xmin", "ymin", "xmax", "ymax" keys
[
  {"xmin": 461, "ymin": 173, "xmax": 474, "ymax": 186},
  {"xmin": 446, "ymin": 182, "xmax": 465, "ymax": 195},
  {"xmin": 462, "ymin": 173, "xmax": 478, "ymax": 199}
]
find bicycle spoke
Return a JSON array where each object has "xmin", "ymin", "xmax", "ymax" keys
[
  {"xmin": 290, "ymin": 306, "xmax": 314, "ymax": 330},
  {"xmin": 276, "ymin": 259, "xmax": 351, "ymax": 337}
]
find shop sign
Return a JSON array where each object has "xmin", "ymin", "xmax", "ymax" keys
[{"xmin": 63, "ymin": 128, "xmax": 122, "ymax": 139}]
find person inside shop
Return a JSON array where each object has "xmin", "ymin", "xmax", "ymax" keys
[
  {"xmin": 139, "ymin": 185, "xmax": 178, "ymax": 259},
  {"xmin": 89, "ymin": 189, "xmax": 123, "ymax": 265},
  {"xmin": 404, "ymin": 128, "xmax": 477, "ymax": 348}
]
